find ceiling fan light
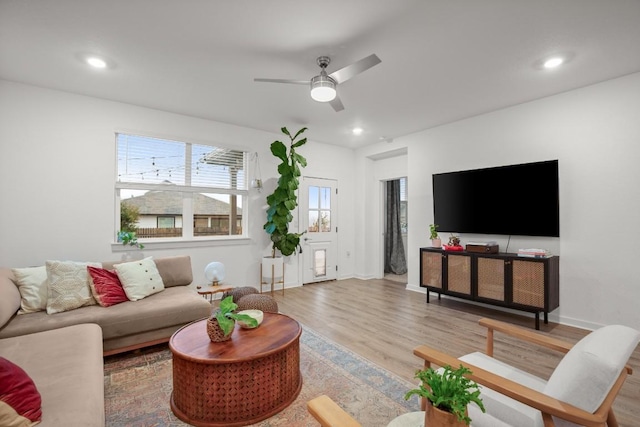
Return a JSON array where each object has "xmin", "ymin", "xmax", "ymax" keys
[{"xmin": 310, "ymin": 75, "xmax": 336, "ymax": 102}]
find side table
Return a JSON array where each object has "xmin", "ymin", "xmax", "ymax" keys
[
  {"xmin": 169, "ymin": 313, "xmax": 302, "ymax": 427},
  {"xmin": 387, "ymin": 411, "xmax": 425, "ymax": 427},
  {"xmin": 196, "ymin": 284, "xmax": 232, "ymax": 302}
]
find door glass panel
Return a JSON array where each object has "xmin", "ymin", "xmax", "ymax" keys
[
  {"xmin": 308, "ymin": 212, "xmax": 319, "ymax": 232},
  {"xmin": 320, "ymin": 187, "xmax": 331, "ymax": 209},
  {"xmin": 314, "ymin": 249, "xmax": 327, "ymax": 277},
  {"xmin": 320, "ymin": 211, "xmax": 331, "ymax": 232},
  {"xmin": 308, "ymin": 186, "xmax": 319, "ymax": 209}
]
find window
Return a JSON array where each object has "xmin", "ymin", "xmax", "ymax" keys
[{"xmin": 116, "ymin": 133, "xmax": 248, "ymax": 242}]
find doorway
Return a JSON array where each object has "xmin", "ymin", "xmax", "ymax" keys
[
  {"xmin": 300, "ymin": 177, "xmax": 338, "ymax": 284},
  {"xmin": 383, "ymin": 177, "xmax": 408, "ymax": 284}
]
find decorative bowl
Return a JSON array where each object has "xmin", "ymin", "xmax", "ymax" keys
[{"xmin": 236, "ymin": 309, "xmax": 263, "ymax": 328}]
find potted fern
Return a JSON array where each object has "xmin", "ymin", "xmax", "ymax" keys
[{"xmin": 404, "ymin": 364, "xmax": 485, "ymax": 426}]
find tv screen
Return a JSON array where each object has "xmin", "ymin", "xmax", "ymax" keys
[{"xmin": 432, "ymin": 160, "xmax": 559, "ymax": 237}]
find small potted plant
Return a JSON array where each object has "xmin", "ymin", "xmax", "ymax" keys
[
  {"xmin": 404, "ymin": 364, "xmax": 485, "ymax": 426},
  {"xmin": 207, "ymin": 296, "xmax": 258, "ymax": 342},
  {"xmin": 429, "ymin": 224, "xmax": 441, "ymax": 248},
  {"xmin": 117, "ymin": 230, "xmax": 144, "ymax": 250}
]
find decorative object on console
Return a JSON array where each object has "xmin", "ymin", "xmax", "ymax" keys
[
  {"xmin": 444, "ymin": 234, "xmax": 464, "ymax": 251},
  {"xmin": 465, "ymin": 241, "xmax": 499, "ymax": 253},
  {"xmin": 517, "ymin": 248, "xmax": 552, "ymax": 258},
  {"xmin": 429, "ymin": 223, "xmax": 441, "ymax": 248},
  {"xmin": 204, "ymin": 261, "xmax": 225, "ymax": 286},
  {"xmin": 404, "ymin": 364, "xmax": 485, "ymax": 426}
]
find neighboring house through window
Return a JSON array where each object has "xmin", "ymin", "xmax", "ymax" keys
[{"xmin": 116, "ymin": 133, "xmax": 248, "ymax": 242}]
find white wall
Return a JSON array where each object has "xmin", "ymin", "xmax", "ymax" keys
[
  {"xmin": 356, "ymin": 72, "xmax": 640, "ymax": 330},
  {"xmin": 0, "ymin": 80, "xmax": 356, "ymax": 288}
]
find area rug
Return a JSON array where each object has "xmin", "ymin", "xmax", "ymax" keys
[{"xmin": 104, "ymin": 324, "xmax": 420, "ymax": 427}]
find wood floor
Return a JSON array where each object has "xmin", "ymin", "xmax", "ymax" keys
[{"xmin": 269, "ymin": 278, "xmax": 640, "ymax": 427}]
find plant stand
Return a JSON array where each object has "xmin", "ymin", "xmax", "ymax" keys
[{"xmin": 261, "ymin": 256, "xmax": 284, "ymax": 296}]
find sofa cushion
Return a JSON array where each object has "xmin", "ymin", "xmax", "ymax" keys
[
  {"xmin": 543, "ymin": 324, "xmax": 640, "ymax": 427},
  {"xmin": 0, "ymin": 356, "xmax": 42, "ymax": 426},
  {"xmin": 11, "ymin": 266, "xmax": 48, "ymax": 314},
  {"xmin": 45, "ymin": 261, "xmax": 100, "ymax": 314},
  {"xmin": 102, "ymin": 255, "xmax": 193, "ymax": 288},
  {"xmin": 0, "ymin": 269, "xmax": 21, "ymax": 328},
  {"xmin": 0, "ymin": 324, "xmax": 104, "ymax": 427},
  {"xmin": 87, "ymin": 266, "xmax": 128, "ymax": 307},
  {"xmin": 114, "ymin": 257, "xmax": 165, "ymax": 301}
]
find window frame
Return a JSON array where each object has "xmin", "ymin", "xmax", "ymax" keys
[{"xmin": 113, "ymin": 132, "xmax": 251, "ymax": 248}]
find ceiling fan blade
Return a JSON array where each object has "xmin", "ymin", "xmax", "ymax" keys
[
  {"xmin": 254, "ymin": 78, "xmax": 309, "ymax": 85},
  {"xmin": 328, "ymin": 54, "xmax": 381, "ymax": 84},
  {"xmin": 329, "ymin": 95, "xmax": 344, "ymax": 112}
]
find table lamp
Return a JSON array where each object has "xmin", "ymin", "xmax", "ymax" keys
[{"xmin": 204, "ymin": 262, "xmax": 225, "ymax": 286}]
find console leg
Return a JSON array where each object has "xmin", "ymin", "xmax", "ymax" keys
[
  {"xmin": 535, "ymin": 313, "xmax": 540, "ymax": 330},
  {"xmin": 544, "ymin": 312, "xmax": 549, "ymax": 324},
  {"xmin": 426, "ymin": 290, "xmax": 430, "ymax": 303}
]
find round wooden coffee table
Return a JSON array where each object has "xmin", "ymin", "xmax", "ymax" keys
[{"xmin": 169, "ymin": 313, "xmax": 302, "ymax": 427}]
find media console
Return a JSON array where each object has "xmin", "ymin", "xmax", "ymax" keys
[{"xmin": 419, "ymin": 247, "xmax": 559, "ymax": 329}]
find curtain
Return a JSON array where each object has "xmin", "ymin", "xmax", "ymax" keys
[{"xmin": 384, "ymin": 180, "xmax": 407, "ymax": 274}]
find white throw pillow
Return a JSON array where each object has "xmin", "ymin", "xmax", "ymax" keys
[
  {"xmin": 12, "ymin": 266, "xmax": 49, "ymax": 314},
  {"xmin": 115, "ymin": 257, "xmax": 165, "ymax": 301},
  {"xmin": 46, "ymin": 260, "xmax": 101, "ymax": 314}
]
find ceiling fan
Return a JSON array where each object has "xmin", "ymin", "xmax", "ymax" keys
[{"xmin": 254, "ymin": 54, "xmax": 381, "ymax": 112}]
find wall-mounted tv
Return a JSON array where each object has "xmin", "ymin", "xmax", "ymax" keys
[{"xmin": 432, "ymin": 160, "xmax": 559, "ymax": 237}]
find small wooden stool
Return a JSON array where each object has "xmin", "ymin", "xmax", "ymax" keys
[{"xmin": 196, "ymin": 285, "xmax": 233, "ymax": 303}]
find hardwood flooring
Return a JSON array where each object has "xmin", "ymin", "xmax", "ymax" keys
[{"xmin": 270, "ymin": 278, "xmax": 640, "ymax": 427}]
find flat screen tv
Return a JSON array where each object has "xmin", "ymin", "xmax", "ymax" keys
[{"xmin": 432, "ymin": 160, "xmax": 559, "ymax": 237}]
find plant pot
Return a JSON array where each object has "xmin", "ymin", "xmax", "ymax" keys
[
  {"xmin": 431, "ymin": 238, "xmax": 442, "ymax": 248},
  {"xmin": 425, "ymin": 402, "xmax": 467, "ymax": 427},
  {"xmin": 206, "ymin": 317, "xmax": 233, "ymax": 342}
]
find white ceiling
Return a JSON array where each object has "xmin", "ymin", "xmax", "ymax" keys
[{"xmin": 2, "ymin": 0, "xmax": 640, "ymax": 149}]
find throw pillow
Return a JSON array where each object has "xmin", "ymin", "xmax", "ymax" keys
[
  {"xmin": 45, "ymin": 260, "xmax": 101, "ymax": 314},
  {"xmin": 11, "ymin": 266, "xmax": 48, "ymax": 314},
  {"xmin": 0, "ymin": 357, "xmax": 42, "ymax": 426},
  {"xmin": 87, "ymin": 266, "xmax": 129, "ymax": 307},
  {"xmin": 115, "ymin": 257, "xmax": 165, "ymax": 301}
]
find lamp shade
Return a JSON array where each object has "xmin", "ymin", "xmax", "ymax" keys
[
  {"xmin": 310, "ymin": 74, "xmax": 336, "ymax": 102},
  {"xmin": 204, "ymin": 262, "xmax": 225, "ymax": 284}
]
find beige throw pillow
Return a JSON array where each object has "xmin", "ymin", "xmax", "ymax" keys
[
  {"xmin": 46, "ymin": 260, "xmax": 101, "ymax": 314},
  {"xmin": 115, "ymin": 257, "xmax": 165, "ymax": 301},
  {"xmin": 12, "ymin": 266, "xmax": 49, "ymax": 314}
]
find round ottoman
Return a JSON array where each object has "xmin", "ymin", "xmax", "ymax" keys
[
  {"xmin": 236, "ymin": 294, "xmax": 279, "ymax": 313},
  {"xmin": 221, "ymin": 286, "xmax": 259, "ymax": 303}
]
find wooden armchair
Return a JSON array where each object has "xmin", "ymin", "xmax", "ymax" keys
[
  {"xmin": 307, "ymin": 318, "xmax": 639, "ymax": 427},
  {"xmin": 415, "ymin": 318, "xmax": 639, "ymax": 427}
]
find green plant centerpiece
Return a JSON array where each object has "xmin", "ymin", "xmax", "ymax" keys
[
  {"xmin": 404, "ymin": 364, "xmax": 485, "ymax": 426},
  {"xmin": 429, "ymin": 224, "xmax": 439, "ymax": 240},
  {"xmin": 209, "ymin": 296, "xmax": 258, "ymax": 341},
  {"xmin": 263, "ymin": 126, "xmax": 308, "ymax": 257}
]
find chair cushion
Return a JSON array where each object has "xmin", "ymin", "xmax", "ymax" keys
[
  {"xmin": 459, "ymin": 352, "xmax": 546, "ymax": 427},
  {"xmin": 236, "ymin": 294, "xmax": 279, "ymax": 313},
  {"xmin": 222, "ymin": 286, "xmax": 259, "ymax": 303},
  {"xmin": 543, "ymin": 324, "xmax": 640, "ymax": 426}
]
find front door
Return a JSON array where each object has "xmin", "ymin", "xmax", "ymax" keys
[{"xmin": 300, "ymin": 177, "xmax": 338, "ymax": 284}]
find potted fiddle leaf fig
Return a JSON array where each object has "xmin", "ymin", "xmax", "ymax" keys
[
  {"xmin": 263, "ymin": 126, "xmax": 308, "ymax": 257},
  {"xmin": 404, "ymin": 364, "xmax": 485, "ymax": 426}
]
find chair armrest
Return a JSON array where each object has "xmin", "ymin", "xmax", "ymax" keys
[
  {"xmin": 478, "ymin": 318, "xmax": 633, "ymax": 374},
  {"xmin": 307, "ymin": 395, "xmax": 362, "ymax": 427},
  {"xmin": 413, "ymin": 344, "xmax": 612, "ymax": 427},
  {"xmin": 478, "ymin": 318, "xmax": 574, "ymax": 356}
]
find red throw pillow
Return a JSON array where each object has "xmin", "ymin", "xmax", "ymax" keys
[
  {"xmin": 0, "ymin": 357, "xmax": 42, "ymax": 426},
  {"xmin": 87, "ymin": 266, "xmax": 129, "ymax": 307}
]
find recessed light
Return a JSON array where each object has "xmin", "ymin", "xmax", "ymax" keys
[
  {"xmin": 543, "ymin": 57, "xmax": 564, "ymax": 69},
  {"xmin": 86, "ymin": 56, "xmax": 107, "ymax": 69},
  {"xmin": 352, "ymin": 127, "xmax": 363, "ymax": 135}
]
